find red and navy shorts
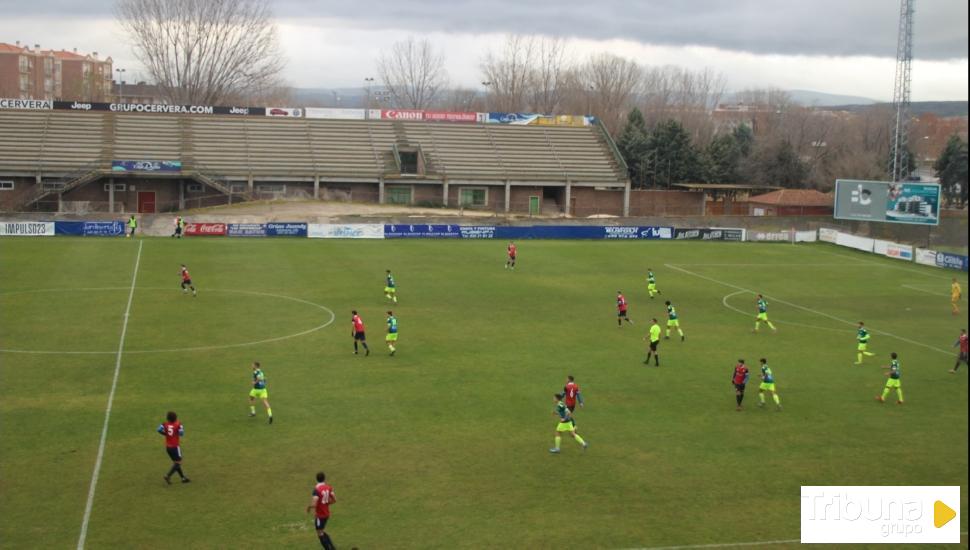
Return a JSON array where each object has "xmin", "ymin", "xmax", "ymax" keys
[
  {"xmin": 314, "ymin": 516, "xmax": 330, "ymax": 530},
  {"xmin": 166, "ymin": 446, "xmax": 182, "ymax": 462}
]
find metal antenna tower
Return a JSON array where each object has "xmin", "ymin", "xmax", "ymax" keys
[{"xmin": 889, "ymin": 0, "xmax": 914, "ymax": 182}]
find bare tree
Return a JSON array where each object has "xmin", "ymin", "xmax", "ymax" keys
[
  {"xmin": 377, "ymin": 37, "xmax": 448, "ymax": 110},
  {"xmin": 481, "ymin": 35, "xmax": 535, "ymax": 112},
  {"xmin": 580, "ymin": 53, "xmax": 643, "ymax": 133},
  {"xmin": 116, "ymin": 0, "xmax": 286, "ymax": 105},
  {"xmin": 528, "ymin": 37, "xmax": 570, "ymax": 113}
]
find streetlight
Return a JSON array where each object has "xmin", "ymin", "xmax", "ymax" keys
[
  {"xmin": 364, "ymin": 77, "xmax": 374, "ymax": 118},
  {"xmin": 115, "ymin": 68, "xmax": 126, "ymax": 102},
  {"xmin": 481, "ymin": 80, "xmax": 492, "ymax": 112}
]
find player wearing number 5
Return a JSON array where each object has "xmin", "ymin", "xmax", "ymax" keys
[{"xmin": 157, "ymin": 411, "xmax": 190, "ymax": 484}]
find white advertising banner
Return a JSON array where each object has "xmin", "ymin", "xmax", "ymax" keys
[
  {"xmin": 795, "ymin": 230, "xmax": 818, "ymax": 242},
  {"xmin": 0, "ymin": 98, "xmax": 52, "ymax": 110},
  {"xmin": 915, "ymin": 248, "xmax": 938, "ymax": 267},
  {"xmin": 0, "ymin": 221, "xmax": 55, "ymax": 236},
  {"xmin": 308, "ymin": 224, "xmax": 384, "ymax": 239},
  {"xmin": 835, "ymin": 232, "xmax": 873, "ymax": 252},
  {"xmin": 305, "ymin": 108, "xmax": 367, "ymax": 120},
  {"xmin": 874, "ymin": 239, "xmax": 913, "ymax": 261},
  {"xmin": 819, "ymin": 227, "xmax": 839, "ymax": 243},
  {"xmin": 265, "ymin": 107, "xmax": 303, "ymax": 118},
  {"xmin": 801, "ymin": 485, "xmax": 960, "ymax": 544}
]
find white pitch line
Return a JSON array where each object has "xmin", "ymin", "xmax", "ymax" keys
[
  {"xmin": 665, "ymin": 263, "xmax": 952, "ymax": 356},
  {"xmin": 901, "ymin": 284, "xmax": 950, "ymax": 297},
  {"xmin": 622, "ymin": 538, "xmax": 799, "ymax": 550},
  {"xmin": 77, "ymin": 240, "xmax": 143, "ymax": 550}
]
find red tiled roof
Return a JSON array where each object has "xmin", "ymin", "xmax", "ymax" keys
[
  {"xmin": 0, "ymin": 43, "xmax": 26, "ymax": 53},
  {"xmin": 748, "ymin": 189, "xmax": 833, "ymax": 207},
  {"xmin": 45, "ymin": 49, "xmax": 87, "ymax": 60}
]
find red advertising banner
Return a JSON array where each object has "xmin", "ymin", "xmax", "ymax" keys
[
  {"xmin": 381, "ymin": 109, "xmax": 424, "ymax": 120},
  {"xmin": 185, "ymin": 222, "xmax": 227, "ymax": 236},
  {"xmin": 423, "ymin": 111, "xmax": 478, "ymax": 123}
]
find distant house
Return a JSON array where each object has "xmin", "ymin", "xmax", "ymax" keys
[{"xmin": 748, "ymin": 189, "xmax": 833, "ymax": 216}]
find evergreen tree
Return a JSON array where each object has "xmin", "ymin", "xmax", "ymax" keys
[
  {"xmin": 705, "ymin": 133, "xmax": 742, "ymax": 183},
  {"xmin": 935, "ymin": 134, "xmax": 968, "ymax": 206},
  {"xmin": 759, "ymin": 140, "xmax": 808, "ymax": 188},
  {"xmin": 647, "ymin": 119, "xmax": 703, "ymax": 188},
  {"xmin": 616, "ymin": 108, "xmax": 651, "ymax": 188}
]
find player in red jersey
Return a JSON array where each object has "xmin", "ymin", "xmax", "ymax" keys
[
  {"xmin": 179, "ymin": 264, "xmax": 197, "ymax": 297},
  {"xmin": 306, "ymin": 471, "xmax": 337, "ymax": 550},
  {"xmin": 732, "ymin": 359, "xmax": 749, "ymax": 411},
  {"xmin": 563, "ymin": 375, "xmax": 584, "ymax": 412},
  {"xmin": 157, "ymin": 411, "xmax": 190, "ymax": 484},
  {"xmin": 505, "ymin": 241, "xmax": 517, "ymax": 270},
  {"xmin": 616, "ymin": 291, "xmax": 633, "ymax": 327},
  {"xmin": 351, "ymin": 310, "xmax": 369, "ymax": 356},
  {"xmin": 952, "ymin": 328, "xmax": 968, "ymax": 373}
]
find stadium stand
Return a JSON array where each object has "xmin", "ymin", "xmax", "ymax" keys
[{"xmin": 0, "ymin": 110, "xmax": 630, "ymax": 215}]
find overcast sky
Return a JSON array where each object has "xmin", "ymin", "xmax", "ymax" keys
[{"xmin": 2, "ymin": 0, "xmax": 967, "ymax": 101}]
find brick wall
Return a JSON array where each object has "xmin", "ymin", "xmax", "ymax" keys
[{"xmin": 629, "ymin": 190, "xmax": 704, "ymax": 216}]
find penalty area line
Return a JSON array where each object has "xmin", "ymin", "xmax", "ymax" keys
[
  {"xmin": 77, "ymin": 240, "xmax": 143, "ymax": 550},
  {"xmin": 665, "ymin": 263, "xmax": 951, "ymax": 356}
]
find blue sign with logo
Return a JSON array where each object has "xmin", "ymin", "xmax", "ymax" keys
[
  {"xmin": 385, "ymin": 224, "xmax": 674, "ymax": 239},
  {"xmin": 55, "ymin": 220, "xmax": 126, "ymax": 236},
  {"xmin": 265, "ymin": 222, "xmax": 307, "ymax": 237},
  {"xmin": 936, "ymin": 251, "xmax": 969, "ymax": 271},
  {"xmin": 227, "ymin": 223, "xmax": 267, "ymax": 237}
]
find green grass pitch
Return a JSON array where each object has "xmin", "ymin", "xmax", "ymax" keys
[{"xmin": 0, "ymin": 237, "xmax": 966, "ymax": 549}]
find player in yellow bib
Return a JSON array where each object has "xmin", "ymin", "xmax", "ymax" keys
[
  {"xmin": 855, "ymin": 321, "xmax": 875, "ymax": 365},
  {"xmin": 952, "ymin": 278, "xmax": 962, "ymax": 316},
  {"xmin": 248, "ymin": 361, "xmax": 273, "ymax": 423}
]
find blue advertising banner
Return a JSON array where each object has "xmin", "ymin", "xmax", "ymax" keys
[
  {"xmin": 111, "ymin": 160, "xmax": 182, "ymax": 173},
  {"xmin": 227, "ymin": 223, "xmax": 267, "ymax": 237},
  {"xmin": 486, "ymin": 112, "xmax": 540, "ymax": 125},
  {"xmin": 265, "ymin": 222, "xmax": 308, "ymax": 237},
  {"xmin": 386, "ymin": 225, "xmax": 674, "ymax": 239},
  {"xmin": 935, "ymin": 251, "xmax": 969, "ymax": 271},
  {"xmin": 55, "ymin": 221, "xmax": 126, "ymax": 236},
  {"xmin": 384, "ymin": 224, "xmax": 462, "ymax": 238}
]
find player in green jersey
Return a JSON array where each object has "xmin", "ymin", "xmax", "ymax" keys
[
  {"xmin": 646, "ymin": 268, "xmax": 660, "ymax": 299},
  {"xmin": 664, "ymin": 300, "xmax": 685, "ymax": 341},
  {"xmin": 855, "ymin": 321, "xmax": 876, "ymax": 365},
  {"xmin": 757, "ymin": 358, "xmax": 782, "ymax": 410},
  {"xmin": 248, "ymin": 361, "xmax": 273, "ymax": 423},
  {"xmin": 549, "ymin": 393, "xmax": 587, "ymax": 454},
  {"xmin": 385, "ymin": 311, "xmax": 398, "ymax": 356},
  {"xmin": 384, "ymin": 270, "xmax": 398, "ymax": 303},
  {"xmin": 644, "ymin": 318, "xmax": 661, "ymax": 367},
  {"xmin": 753, "ymin": 294, "xmax": 777, "ymax": 332},
  {"xmin": 877, "ymin": 352, "xmax": 904, "ymax": 404}
]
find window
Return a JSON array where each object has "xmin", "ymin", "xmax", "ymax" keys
[
  {"xmin": 103, "ymin": 183, "xmax": 126, "ymax": 192},
  {"xmin": 44, "ymin": 58, "xmax": 53, "ymax": 75},
  {"xmin": 44, "ymin": 78, "xmax": 52, "ymax": 92},
  {"xmin": 230, "ymin": 183, "xmax": 248, "ymax": 193},
  {"xmin": 385, "ymin": 185, "xmax": 412, "ymax": 205},
  {"xmin": 19, "ymin": 56, "xmax": 28, "ymax": 72},
  {"xmin": 0, "ymin": 181, "xmax": 14, "ymax": 191},
  {"xmin": 19, "ymin": 74, "xmax": 28, "ymax": 92},
  {"xmin": 459, "ymin": 187, "xmax": 487, "ymax": 208},
  {"xmin": 187, "ymin": 184, "xmax": 203, "ymax": 192},
  {"xmin": 257, "ymin": 184, "xmax": 285, "ymax": 193}
]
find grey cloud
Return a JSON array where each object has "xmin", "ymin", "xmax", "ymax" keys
[{"xmin": 7, "ymin": 0, "xmax": 968, "ymax": 60}]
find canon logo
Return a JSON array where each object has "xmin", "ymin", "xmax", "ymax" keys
[
  {"xmin": 386, "ymin": 110, "xmax": 423, "ymax": 120},
  {"xmin": 71, "ymin": 102, "xmax": 93, "ymax": 110}
]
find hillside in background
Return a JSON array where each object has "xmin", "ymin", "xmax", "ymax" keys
[{"xmin": 823, "ymin": 101, "xmax": 968, "ymax": 117}]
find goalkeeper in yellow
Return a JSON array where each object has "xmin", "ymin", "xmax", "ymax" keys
[
  {"xmin": 876, "ymin": 352, "xmax": 904, "ymax": 405},
  {"xmin": 854, "ymin": 321, "xmax": 875, "ymax": 365},
  {"xmin": 757, "ymin": 358, "xmax": 781, "ymax": 411},
  {"xmin": 952, "ymin": 278, "xmax": 962, "ymax": 316}
]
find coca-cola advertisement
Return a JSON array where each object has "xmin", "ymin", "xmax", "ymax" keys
[
  {"xmin": 381, "ymin": 109, "xmax": 424, "ymax": 121},
  {"xmin": 423, "ymin": 111, "xmax": 478, "ymax": 123},
  {"xmin": 184, "ymin": 222, "xmax": 227, "ymax": 236}
]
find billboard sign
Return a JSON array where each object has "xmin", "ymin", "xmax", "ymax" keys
[
  {"xmin": 0, "ymin": 221, "xmax": 55, "ymax": 236},
  {"xmin": 265, "ymin": 222, "xmax": 308, "ymax": 237},
  {"xmin": 308, "ymin": 224, "xmax": 385, "ymax": 239},
  {"xmin": 304, "ymin": 108, "xmax": 367, "ymax": 120},
  {"xmin": 673, "ymin": 228, "xmax": 745, "ymax": 241},
  {"xmin": 486, "ymin": 112, "xmax": 541, "ymax": 125},
  {"xmin": 380, "ymin": 109, "xmax": 425, "ymax": 121},
  {"xmin": 111, "ymin": 160, "xmax": 182, "ymax": 173},
  {"xmin": 184, "ymin": 222, "xmax": 227, "ymax": 236},
  {"xmin": 423, "ymin": 111, "xmax": 478, "ymax": 123},
  {"xmin": 0, "ymin": 98, "xmax": 52, "ymax": 110},
  {"xmin": 266, "ymin": 107, "xmax": 303, "ymax": 117},
  {"xmin": 834, "ymin": 179, "xmax": 940, "ymax": 225},
  {"xmin": 227, "ymin": 223, "xmax": 267, "ymax": 237}
]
